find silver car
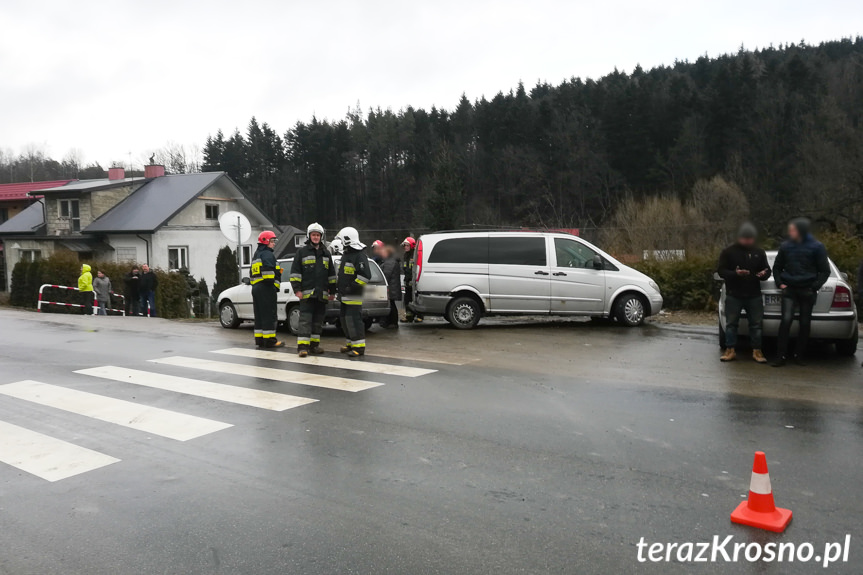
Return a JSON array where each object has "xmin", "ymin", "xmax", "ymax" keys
[
  {"xmin": 217, "ymin": 257, "xmax": 391, "ymax": 334},
  {"xmin": 718, "ymin": 251, "xmax": 858, "ymax": 355}
]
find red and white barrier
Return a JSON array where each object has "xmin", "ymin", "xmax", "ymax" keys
[{"xmin": 38, "ymin": 284, "xmax": 126, "ymax": 316}]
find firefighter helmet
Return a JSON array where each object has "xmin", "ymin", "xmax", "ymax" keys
[
  {"xmin": 307, "ymin": 222, "xmax": 325, "ymax": 240},
  {"xmin": 329, "ymin": 237, "xmax": 344, "ymax": 255},
  {"xmin": 401, "ymin": 237, "xmax": 417, "ymax": 250},
  {"xmin": 258, "ymin": 230, "xmax": 277, "ymax": 244},
  {"xmin": 337, "ymin": 227, "xmax": 366, "ymax": 250}
]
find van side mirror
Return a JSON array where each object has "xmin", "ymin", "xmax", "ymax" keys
[
  {"xmin": 592, "ymin": 254, "xmax": 603, "ymax": 270},
  {"xmin": 242, "ymin": 277, "xmax": 251, "ymax": 285}
]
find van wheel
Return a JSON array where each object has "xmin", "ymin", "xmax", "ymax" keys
[
  {"xmin": 614, "ymin": 293, "xmax": 646, "ymax": 327},
  {"xmin": 446, "ymin": 297, "xmax": 482, "ymax": 329}
]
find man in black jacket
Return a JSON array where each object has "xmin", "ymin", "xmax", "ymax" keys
[
  {"xmin": 771, "ymin": 217, "xmax": 830, "ymax": 367},
  {"xmin": 139, "ymin": 264, "xmax": 158, "ymax": 317},
  {"xmin": 336, "ymin": 226, "xmax": 371, "ymax": 358},
  {"xmin": 717, "ymin": 223, "xmax": 772, "ymax": 363},
  {"xmin": 290, "ymin": 223, "xmax": 336, "ymax": 357},
  {"xmin": 251, "ymin": 230, "xmax": 284, "ymax": 348}
]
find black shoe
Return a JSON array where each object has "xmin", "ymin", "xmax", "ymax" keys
[
  {"xmin": 771, "ymin": 357, "xmax": 787, "ymax": 367},
  {"xmin": 340, "ymin": 345, "xmax": 352, "ymax": 354},
  {"xmin": 309, "ymin": 346, "xmax": 325, "ymax": 355}
]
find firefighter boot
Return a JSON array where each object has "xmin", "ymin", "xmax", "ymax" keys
[{"xmin": 309, "ymin": 343, "xmax": 325, "ymax": 355}]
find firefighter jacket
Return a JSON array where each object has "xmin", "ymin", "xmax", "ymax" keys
[
  {"xmin": 289, "ymin": 241, "xmax": 336, "ymax": 301},
  {"xmin": 337, "ymin": 247, "xmax": 371, "ymax": 305},
  {"xmin": 402, "ymin": 249, "xmax": 416, "ymax": 289},
  {"xmin": 250, "ymin": 245, "xmax": 282, "ymax": 290}
]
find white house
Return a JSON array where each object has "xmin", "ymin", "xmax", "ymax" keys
[{"xmin": 0, "ymin": 165, "xmax": 279, "ymax": 288}]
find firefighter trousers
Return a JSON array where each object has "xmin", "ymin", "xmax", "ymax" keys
[
  {"xmin": 252, "ymin": 283, "xmax": 279, "ymax": 347},
  {"xmin": 297, "ymin": 298, "xmax": 327, "ymax": 350},
  {"xmin": 340, "ymin": 303, "xmax": 365, "ymax": 353}
]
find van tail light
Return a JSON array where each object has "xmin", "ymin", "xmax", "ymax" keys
[
  {"xmin": 416, "ymin": 239, "xmax": 423, "ymax": 283},
  {"xmin": 832, "ymin": 285, "xmax": 852, "ymax": 309}
]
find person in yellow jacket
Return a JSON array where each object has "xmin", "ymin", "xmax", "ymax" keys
[{"xmin": 78, "ymin": 263, "xmax": 94, "ymax": 315}]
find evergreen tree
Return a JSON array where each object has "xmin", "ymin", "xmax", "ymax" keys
[{"xmin": 424, "ymin": 145, "xmax": 464, "ymax": 230}]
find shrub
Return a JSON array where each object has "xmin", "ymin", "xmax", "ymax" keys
[
  {"xmin": 634, "ymin": 252, "xmax": 719, "ymax": 311},
  {"xmin": 9, "ymin": 259, "xmax": 30, "ymax": 307},
  {"xmin": 819, "ymin": 231, "xmax": 863, "ymax": 291}
]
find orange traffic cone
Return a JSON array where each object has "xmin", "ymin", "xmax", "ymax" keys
[{"xmin": 730, "ymin": 451, "xmax": 792, "ymax": 533}]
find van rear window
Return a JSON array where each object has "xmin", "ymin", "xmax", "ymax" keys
[
  {"xmin": 428, "ymin": 237, "xmax": 488, "ymax": 264},
  {"xmin": 489, "ymin": 237, "xmax": 547, "ymax": 266}
]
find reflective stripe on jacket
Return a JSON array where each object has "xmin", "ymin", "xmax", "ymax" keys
[
  {"xmin": 250, "ymin": 245, "xmax": 281, "ymax": 289},
  {"xmin": 289, "ymin": 242, "xmax": 337, "ymax": 300},
  {"xmin": 338, "ymin": 247, "xmax": 371, "ymax": 303}
]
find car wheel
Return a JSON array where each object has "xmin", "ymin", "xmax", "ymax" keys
[
  {"xmin": 835, "ymin": 325, "xmax": 858, "ymax": 356},
  {"xmin": 286, "ymin": 304, "xmax": 300, "ymax": 336},
  {"xmin": 219, "ymin": 301, "xmax": 241, "ymax": 329},
  {"xmin": 614, "ymin": 293, "xmax": 646, "ymax": 327},
  {"xmin": 446, "ymin": 296, "xmax": 482, "ymax": 329},
  {"xmin": 364, "ymin": 318, "xmax": 374, "ymax": 331},
  {"xmin": 718, "ymin": 319, "xmax": 727, "ymax": 349}
]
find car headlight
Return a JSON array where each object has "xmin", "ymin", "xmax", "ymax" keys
[{"xmin": 649, "ymin": 280, "xmax": 660, "ymax": 293}]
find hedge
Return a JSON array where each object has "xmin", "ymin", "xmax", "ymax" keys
[
  {"xmin": 9, "ymin": 251, "xmax": 191, "ymax": 318},
  {"xmin": 633, "ymin": 253, "xmax": 719, "ymax": 311}
]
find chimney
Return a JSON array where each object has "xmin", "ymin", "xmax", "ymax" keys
[
  {"xmin": 145, "ymin": 164, "xmax": 166, "ymax": 179},
  {"xmin": 108, "ymin": 167, "xmax": 125, "ymax": 180}
]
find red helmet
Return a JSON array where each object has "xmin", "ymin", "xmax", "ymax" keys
[
  {"xmin": 402, "ymin": 237, "xmax": 417, "ymax": 250},
  {"xmin": 371, "ymin": 240, "xmax": 384, "ymax": 249},
  {"xmin": 258, "ymin": 230, "xmax": 277, "ymax": 244}
]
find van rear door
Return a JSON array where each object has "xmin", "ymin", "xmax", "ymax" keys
[{"xmin": 488, "ymin": 235, "xmax": 551, "ymax": 313}]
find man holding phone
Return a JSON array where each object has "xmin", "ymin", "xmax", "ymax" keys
[{"xmin": 717, "ymin": 222, "xmax": 772, "ymax": 363}]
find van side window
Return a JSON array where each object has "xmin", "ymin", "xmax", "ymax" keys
[
  {"xmin": 554, "ymin": 238, "xmax": 597, "ymax": 269},
  {"xmin": 489, "ymin": 237, "xmax": 547, "ymax": 266},
  {"xmin": 428, "ymin": 238, "xmax": 488, "ymax": 263}
]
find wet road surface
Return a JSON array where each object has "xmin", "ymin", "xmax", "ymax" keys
[{"xmin": 0, "ymin": 308, "xmax": 861, "ymax": 574}]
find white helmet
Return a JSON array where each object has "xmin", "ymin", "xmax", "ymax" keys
[
  {"xmin": 328, "ymin": 237, "xmax": 344, "ymax": 255},
  {"xmin": 307, "ymin": 222, "xmax": 324, "ymax": 240},
  {"xmin": 336, "ymin": 226, "xmax": 366, "ymax": 250}
]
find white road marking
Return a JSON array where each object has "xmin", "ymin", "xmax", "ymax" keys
[
  {"xmin": 149, "ymin": 357, "xmax": 383, "ymax": 392},
  {"xmin": 0, "ymin": 381, "xmax": 232, "ymax": 441},
  {"xmin": 211, "ymin": 348, "xmax": 437, "ymax": 377},
  {"xmin": 0, "ymin": 420, "xmax": 119, "ymax": 482},
  {"xmin": 76, "ymin": 366, "xmax": 318, "ymax": 412},
  {"xmin": 363, "ymin": 349, "xmax": 475, "ymax": 366}
]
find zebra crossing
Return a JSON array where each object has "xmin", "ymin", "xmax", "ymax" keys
[{"xmin": 0, "ymin": 347, "xmax": 439, "ymax": 483}]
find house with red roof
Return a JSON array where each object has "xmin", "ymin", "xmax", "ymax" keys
[{"xmin": 0, "ymin": 180, "xmax": 75, "ymax": 225}]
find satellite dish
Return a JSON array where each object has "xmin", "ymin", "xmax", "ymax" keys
[{"xmin": 219, "ymin": 211, "xmax": 252, "ymax": 244}]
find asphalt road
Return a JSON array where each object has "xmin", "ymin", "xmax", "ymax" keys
[{"xmin": 0, "ymin": 308, "xmax": 861, "ymax": 575}]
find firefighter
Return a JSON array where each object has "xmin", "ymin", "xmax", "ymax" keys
[
  {"xmin": 400, "ymin": 237, "xmax": 423, "ymax": 323},
  {"xmin": 290, "ymin": 223, "xmax": 336, "ymax": 357},
  {"xmin": 251, "ymin": 230, "xmax": 284, "ymax": 348},
  {"xmin": 336, "ymin": 226, "xmax": 371, "ymax": 358}
]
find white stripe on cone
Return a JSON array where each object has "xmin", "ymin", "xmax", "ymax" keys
[{"xmin": 749, "ymin": 471, "xmax": 773, "ymax": 495}]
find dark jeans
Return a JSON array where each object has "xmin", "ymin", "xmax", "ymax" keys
[
  {"xmin": 140, "ymin": 290, "xmax": 156, "ymax": 317},
  {"xmin": 81, "ymin": 291, "xmax": 94, "ymax": 315},
  {"xmin": 777, "ymin": 286, "xmax": 817, "ymax": 358},
  {"xmin": 724, "ymin": 294, "xmax": 764, "ymax": 349}
]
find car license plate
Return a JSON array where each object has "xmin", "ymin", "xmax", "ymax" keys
[{"xmin": 764, "ymin": 294, "xmax": 781, "ymax": 305}]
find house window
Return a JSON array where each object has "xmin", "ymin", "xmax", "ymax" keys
[
  {"xmin": 115, "ymin": 247, "xmax": 138, "ymax": 263},
  {"xmin": 0, "ymin": 208, "xmax": 8, "ymax": 224},
  {"xmin": 20, "ymin": 250, "xmax": 42, "ymax": 262},
  {"xmin": 294, "ymin": 235, "xmax": 305, "ymax": 247},
  {"xmin": 205, "ymin": 204, "xmax": 220, "ymax": 220},
  {"xmin": 59, "ymin": 199, "xmax": 81, "ymax": 231},
  {"xmin": 241, "ymin": 245, "xmax": 252, "ymax": 265},
  {"xmin": 168, "ymin": 246, "xmax": 189, "ymax": 271}
]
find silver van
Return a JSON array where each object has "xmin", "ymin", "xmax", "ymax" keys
[{"xmin": 409, "ymin": 231, "xmax": 663, "ymax": 329}]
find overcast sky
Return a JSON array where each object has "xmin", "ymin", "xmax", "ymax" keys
[{"xmin": 1, "ymin": 0, "xmax": 860, "ymax": 168}]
